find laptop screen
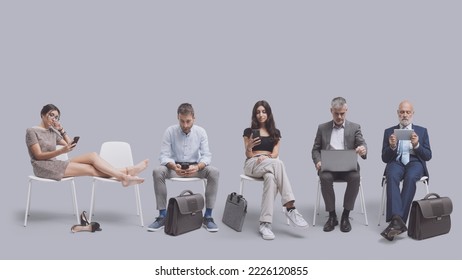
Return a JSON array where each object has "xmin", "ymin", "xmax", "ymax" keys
[{"xmin": 321, "ymin": 150, "xmax": 357, "ymax": 172}]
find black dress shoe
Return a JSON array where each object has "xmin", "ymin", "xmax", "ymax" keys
[
  {"xmin": 340, "ymin": 216, "xmax": 351, "ymax": 232},
  {"xmin": 323, "ymin": 216, "xmax": 338, "ymax": 232},
  {"xmin": 380, "ymin": 215, "xmax": 407, "ymax": 241}
]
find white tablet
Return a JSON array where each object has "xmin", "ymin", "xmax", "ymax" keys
[{"xmin": 394, "ymin": 129, "xmax": 413, "ymax": 141}]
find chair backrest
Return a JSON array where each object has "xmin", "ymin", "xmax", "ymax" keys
[
  {"xmin": 99, "ymin": 141, "xmax": 134, "ymax": 167},
  {"xmin": 55, "ymin": 145, "xmax": 69, "ymax": 161}
]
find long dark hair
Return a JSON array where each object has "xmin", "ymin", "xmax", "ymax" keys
[
  {"xmin": 40, "ymin": 104, "xmax": 60, "ymax": 118},
  {"xmin": 251, "ymin": 100, "xmax": 280, "ymax": 144}
]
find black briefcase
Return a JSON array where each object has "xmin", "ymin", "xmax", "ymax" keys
[
  {"xmin": 408, "ymin": 193, "xmax": 453, "ymax": 240},
  {"xmin": 164, "ymin": 190, "xmax": 204, "ymax": 236}
]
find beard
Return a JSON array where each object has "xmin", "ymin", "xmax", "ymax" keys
[{"xmin": 400, "ymin": 118, "xmax": 411, "ymax": 127}]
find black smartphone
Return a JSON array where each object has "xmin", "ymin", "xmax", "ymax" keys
[
  {"xmin": 181, "ymin": 163, "xmax": 190, "ymax": 170},
  {"xmin": 252, "ymin": 129, "xmax": 260, "ymax": 139},
  {"xmin": 71, "ymin": 136, "xmax": 80, "ymax": 145}
]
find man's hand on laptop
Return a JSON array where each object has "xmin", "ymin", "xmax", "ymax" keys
[
  {"xmin": 315, "ymin": 161, "xmax": 322, "ymax": 171},
  {"xmin": 355, "ymin": 145, "xmax": 367, "ymax": 157}
]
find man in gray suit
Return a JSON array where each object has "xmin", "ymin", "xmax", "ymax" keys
[{"xmin": 311, "ymin": 97, "xmax": 367, "ymax": 232}]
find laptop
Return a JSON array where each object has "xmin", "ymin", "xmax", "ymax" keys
[{"xmin": 321, "ymin": 150, "xmax": 358, "ymax": 172}]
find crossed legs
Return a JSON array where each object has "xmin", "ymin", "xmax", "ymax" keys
[{"xmin": 65, "ymin": 152, "xmax": 148, "ymax": 186}]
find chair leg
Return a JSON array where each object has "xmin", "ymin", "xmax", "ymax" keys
[
  {"xmin": 313, "ymin": 180, "xmax": 321, "ymax": 226},
  {"xmin": 24, "ymin": 179, "xmax": 32, "ymax": 227},
  {"xmin": 358, "ymin": 183, "xmax": 368, "ymax": 226},
  {"xmin": 134, "ymin": 185, "xmax": 144, "ymax": 227},
  {"xmin": 423, "ymin": 180, "xmax": 429, "ymax": 194},
  {"xmin": 239, "ymin": 178, "xmax": 244, "ymax": 195},
  {"xmin": 89, "ymin": 180, "xmax": 96, "ymax": 223},
  {"xmin": 202, "ymin": 179, "xmax": 207, "ymax": 193},
  {"xmin": 378, "ymin": 181, "xmax": 387, "ymax": 226},
  {"xmin": 70, "ymin": 180, "xmax": 80, "ymax": 224}
]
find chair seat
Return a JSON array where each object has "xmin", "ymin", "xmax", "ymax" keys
[
  {"xmin": 92, "ymin": 177, "xmax": 118, "ymax": 183},
  {"xmin": 240, "ymin": 174, "xmax": 264, "ymax": 182},
  {"xmin": 29, "ymin": 175, "xmax": 75, "ymax": 183},
  {"xmin": 169, "ymin": 177, "xmax": 206, "ymax": 182},
  {"xmin": 167, "ymin": 177, "xmax": 207, "ymax": 193}
]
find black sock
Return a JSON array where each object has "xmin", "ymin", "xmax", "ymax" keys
[
  {"xmin": 329, "ymin": 211, "xmax": 337, "ymax": 218},
  {"xmin": 342, "ymin": 209, "xmax": 350, "ymax": 218}
]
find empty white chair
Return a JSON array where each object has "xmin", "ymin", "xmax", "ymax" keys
[
  {"xmin": 377, "ymin": 176, "xmax": 429, "ymax": 226},
  {"xmin": 24, "ymin": 146, "xmax": 79, "ymax": 226},
  {"xmin": 90, "ymin": 141, "xmax": 144, "ymax": 226},
  {"xmin": 313, "ymin": 178, "xmax": 368, "ymax": 226}
]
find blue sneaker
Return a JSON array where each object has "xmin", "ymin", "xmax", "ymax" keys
[
  {"xmin": 147, "ymin": 216, "xmax": 165, "ymax": 232},
  {"xmin": 203, "ymin": 217, "xmax": 219, "ymax": 232}
]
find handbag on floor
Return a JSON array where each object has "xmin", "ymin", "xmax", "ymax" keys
[
  {"xmin": 222, "ymin": 192, "xmax": 247, "ymax": 232},
  {"xmin": 408, "ymin": 193, "xmax": 453, "ymax": 240},
  {"xmin": 164, "ymin": 190, "xmax": 204, "ymax": 236}
]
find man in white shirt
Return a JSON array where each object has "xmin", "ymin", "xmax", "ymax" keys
[{"xmin": 148, "ymin": 103, "xmax": 220, "ymax": 232}]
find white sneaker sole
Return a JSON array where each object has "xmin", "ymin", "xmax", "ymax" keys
[{"xmin": 147, "ymin": 225, "xmax": 164, "ymax": 232}]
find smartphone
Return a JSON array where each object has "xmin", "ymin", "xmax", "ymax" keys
[
  {"xmin": 71, "ymin": 136, "xmax": 80, "ymax": 145},
  {"xmin": 252, "ymin": 129, "xmax": 260, "ymax": 139},
  {"xmin": 181, "ymin": 163, "xmax": 190, "ymax": 170}
]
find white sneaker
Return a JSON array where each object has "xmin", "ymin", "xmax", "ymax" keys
[
  {"xmin": 259, "ymin": 222, "xmax": 275, "ymax": 240},
  {"xmin": 285, "ymin": 208, "xmax": 309, "ymax": 228}
]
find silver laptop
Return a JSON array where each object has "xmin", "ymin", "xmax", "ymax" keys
[{"xmin": 321, "ymin": 150, "xmax": 358, "ymax": 172}]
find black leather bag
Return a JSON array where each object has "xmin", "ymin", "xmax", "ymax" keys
[
  {"xmin": 164, "ymin": 190, "xmax": 204, "ymax": 236},
  {"xmin": 408, "ymin": 193, "xmax": 453, "ymax": 240},
  {"xmin": 222, "ymin": 192, "xmax": 247, "ymax": 232}
]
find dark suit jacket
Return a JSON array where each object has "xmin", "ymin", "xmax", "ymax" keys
[
  {"xmin": 381, "ymin": 124, "xmax": 432, "ymax": 178},
  {"xmin": 311, "ymin": 120, "xmax": 367, "ymax": 165}
]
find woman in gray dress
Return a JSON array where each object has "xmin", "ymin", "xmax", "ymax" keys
[{"xmin": 26, "ymin": 104, "xmax": 148, "ymax": 186}]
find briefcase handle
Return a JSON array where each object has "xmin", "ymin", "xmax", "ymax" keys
[
  {"xmin": 179, "ymin": 190, "xmax": 194, "ymax": 197},
  {"xmin": 423, "ymin": 193, "xmax": 440, "ymax": 200},
  {"xmin": 229, "ymin": 192, "xmax": 245, "ymax": 203}
]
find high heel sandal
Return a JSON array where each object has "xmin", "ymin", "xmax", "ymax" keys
[{"xmin": 71, "ymin": 211, "xmax": 102, "ymax": 233}]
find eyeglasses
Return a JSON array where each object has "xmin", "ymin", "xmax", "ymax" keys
[{"xmin": 47, "ymin": 112, "xmax": 60, "ymax": 121}]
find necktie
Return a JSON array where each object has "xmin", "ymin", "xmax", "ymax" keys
[{"xmin": 399, "ymin": 140, "xmax": 410, "ymax": 165}]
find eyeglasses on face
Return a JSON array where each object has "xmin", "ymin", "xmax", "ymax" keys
[{"xmin": 47, "ymin": 112, "xmax": 60, "ymax": 121}]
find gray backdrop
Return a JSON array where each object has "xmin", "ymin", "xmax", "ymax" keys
[{"xmin": 1, "ymin": 0, "xmax": 461, "ymax": 260}]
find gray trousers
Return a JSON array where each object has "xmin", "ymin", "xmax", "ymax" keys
[
  {"xmin": 319, "ymin": 170, "xmax": 360, "ymax": 212},
  {"xmin": 244, "ymin": 157, "xmax": 295, "ymax": 223},
  {"xmin": 153, "ymin": 165, "xmax": 219, "ymax": 210}
]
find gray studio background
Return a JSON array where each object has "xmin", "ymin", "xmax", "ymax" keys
[{"xmin": 1, "ymin": 1, "xmax": 461, "ymax": 260}]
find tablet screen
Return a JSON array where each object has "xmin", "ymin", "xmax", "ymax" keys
[{"xmin": 394, "ymin": 129, "xmax": 413, "ymax": 141}]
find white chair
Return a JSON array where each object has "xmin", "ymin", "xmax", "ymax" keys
[
  {"xmin": 239, "ymin": 174, "xmax": 290, "ymax": 225},
  {"xmin": 377, "ymin": 176, "xmax": 429, "ymax": 226},
  {"xmin": 312, "ymin": 178, "xmax": 369, "ymax": 226},
  {"xmin": 90, "ymin": 141, "xmax": 144, "ymax": 227},
  {"xmin": 167, "ymin": 177, "xmax": 206, "ymax": 194},
  {"xmin": 24, "ymin": 146, "xmax": 79, "ymax": 226}
]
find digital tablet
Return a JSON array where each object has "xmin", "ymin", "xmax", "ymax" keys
[{"xmin": 394, "ymin": 129, "xmax": 413, "ymax": 141}]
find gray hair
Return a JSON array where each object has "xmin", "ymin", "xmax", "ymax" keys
[{"xmin": 331, "ymin": 97, "xmax": 347, "ymax": 109}]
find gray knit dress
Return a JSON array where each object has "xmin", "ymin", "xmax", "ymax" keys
[{"xmin": 25, "ymin": 127, "xmax": 69, "ymax": 180}]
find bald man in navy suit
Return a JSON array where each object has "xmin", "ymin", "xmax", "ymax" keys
[{"xmin": 380, "ymin": 100, "xmax": 432, "ymax": 241}]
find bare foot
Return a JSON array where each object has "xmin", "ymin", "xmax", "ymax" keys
[
  {"xmin": 127, "ymin": 159, "xmax": 149, "ymax": 176},
  {"xmin": 121, "ymin": 175, "xmax": 145, "ymax": 187}
]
